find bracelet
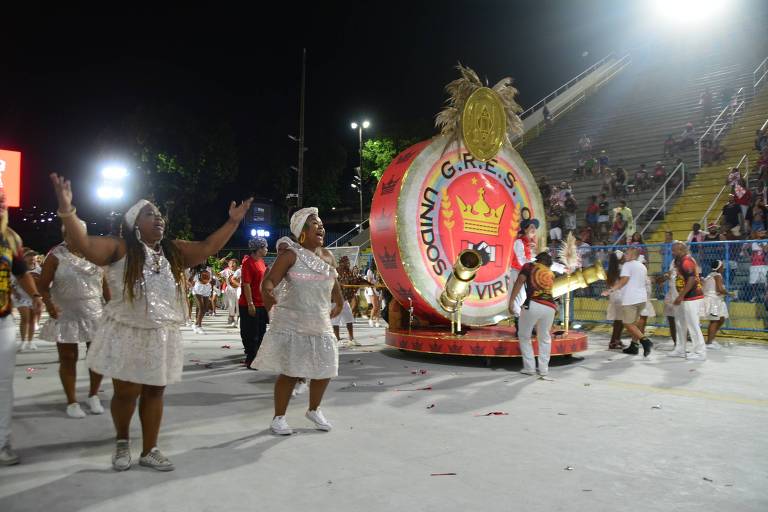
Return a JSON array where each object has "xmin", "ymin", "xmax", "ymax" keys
[{"xmin": 56, "ymin": 207, "xmax": 77, "ymax": 218}]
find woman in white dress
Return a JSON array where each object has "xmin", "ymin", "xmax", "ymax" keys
[
  {"xmin": 38, "ymin": 222, "xmax": 110, "ymax": 418},
  {"xmin": 364, "ymin": 262, "xmax": 381, "ymax": 327},
  {"xmin": 220, "ymin": 259, "xmax": 241, "ymax": 326},
  {"xmin": 605, "ymin": 250, "xmax": 625, "ymax": 349},
  {"xmin": 191, "ymin": 266, "xmax": 213, "ymax": 334},
  {"xmin": 50, "ymin": 173, "xmax": 252, "ymax": 472},
  {"xmin": 13, "ymin": 251, "xmax": 40, "ymax": 352},
  {"xmin": 253, "ymin": 207, "xmax": 343, "ymax": 435},
  {"xmin": 702, "ymin": 260, "xmax": 728, "ymax": 349}
]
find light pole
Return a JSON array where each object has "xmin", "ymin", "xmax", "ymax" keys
[
  {"xmin": 350, "ymin": 120, "xmax": 370, "ymax": 233},
  {"xmin": 96, "ymin": 164, "xmax": 127, "ymax": 235}
]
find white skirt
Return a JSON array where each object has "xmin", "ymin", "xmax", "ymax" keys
[
  {"xmin": 86, "ymin": 316, "xmax": 184, "ymax": 386},
  {"xmin": 703, "ymin": 295, "xmax": 729, "ymax": 319},
  {"xmin": 331, "ymin": 301, "xmax": 354, "ymax": 326},
  {"xmin": 40, "ymin": 317, "xmax": 100, "ymax": 344},
  {"xmin": 252, "ymin": 328, "xmax": 339, "ymax": 379},
  {"xmin": 640, "ymin": 300, "xmax": 656, "ymax": 319},
  {"xmin": 749, "ymin": 265, "xmax": 768, "ymax": 284}
]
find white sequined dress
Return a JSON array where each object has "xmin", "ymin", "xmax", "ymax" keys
[
  {"xmin": 87, "ymin": 244, "xmax": 187, "ymax": 386},
  {"xmin": 252, "ymin": 238, "xmax": 339, "ymax": 379},
  {"xmin": 39, "ymin": 244, "xmax": 104, "ymax": 344},
  {"xmin": 702, "ymin": 273, "xmax": 728, "ymax": 319}
]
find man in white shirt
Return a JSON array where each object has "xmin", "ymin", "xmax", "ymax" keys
[{"xmin": 602, "ymin": 247, "xmax": 653, "ymax": 357}]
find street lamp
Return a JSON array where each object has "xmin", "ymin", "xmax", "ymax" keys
[
  {"xmin": 350, "ymin": 120, "xmax": 370, "ymax": 233},
  {"xmin": 96, "ymin": 163, "xmax": 128, "ymax": 235}
]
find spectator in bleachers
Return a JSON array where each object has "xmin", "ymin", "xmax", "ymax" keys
[
  {"xmin": 578, "ymin": 134, "xmax": 592, "ymax": 154},
  {"xmin": 734, "ymin": 179, "xmax": 752, "ymax": 233},
  {"xmin": 585, "ymin": 195, "xmax": 599, "ymax": 231},
  {"xmin": 726, "ymin": 167, "xmax": 741, "ymax": 188},
  {"xmin": 687, "ymin": 223, "xmax": 705, "ymax": 244},
  {"xmin": 721, "ymin": 194, "xmax": 741, "ymax": 231},
  {"xmin": 754, "ymin": 128, "xmax": 768, "ymax": 152},
  {"xmin": 741, "ymin": 233, "xmax": 767, "ymax": 303},
  {"xmin": 614, "ymin": 200, "xmax": 635, "ymax": 239},
  {"xmin": 598, "ymin": 150, "xmax": 609, "ymax": 175},
  {"xmin": 611, "ymin": 213, "xmax": 625, "ymax": 243},
  {"xmin": 598, "ymin": 193, "xmax": 611, "ymax": 237},
  {"xmin": 542, "ymin": 104, "xmax": 552, "ymax": 126},
  {"xmin": 601, "ymin": 168, "xmax": 615, "ymax": 196},
  {"xmin": 634, "ymin": 164, "xmax": 651, "ymax": 191},
  {"xmin": 563, "ymin": 193, "xmax": 578, "ymax": 233},
  {"xmin": 653, "ymin": 161, "xmax": 666, "ymax": 184},
  {"xmin": 574, "ymin": 158, "xmax": 585, "ymax": 180},
  {"xmin": 548, "ymin": 204, "xmax": 563, "ymax": 242},
  {"xmin": 711, "ymin": 141, "xmax": 726, "ymax": 165},
  {"xmin": 557, "ymin": 181, "xmax": 572, "ymax": 206},
  {"xmin": 629, "ymin": 232, "xmax": 647, "ymax": 258},
  {"xmin": 663, "ymin": 134, "xmax": 676, "ymax": 157},
  {"xmin": 579, "ymin": 226, "xmax": 594, "ymax": 245},
  {"xmin": 678, "ymin": 122, "xmax": 696, "ymax": 151},
  {"xmin": 704, "ymin": 223, "xmax": 722, "ymax": 242},
  {"xmin": 616, "ymin": 167, "xmax": 628, "ymax": 194},
  {"xmin": 538, "ymin": 176, "xmax": 552, "ymax": 201},
  {"xmin": 751, "ymin": 198, "xmax": 767, "ymax": 233},
  {"xmin": 584, "ymin": 154, "xmax": 597, "ymax": 177}
]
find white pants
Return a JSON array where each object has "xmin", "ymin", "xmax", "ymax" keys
[
  {"xmin": 223, "ymin": 289, "xmax": 240, "ymax": 318},
  {"xmin": 508, "ymin": 269, "xmax": 527, "ymax": 317},
  {"xmin": 0, "ymin": 316, "xmax": 17, "ymax": 446},
  {"xmin": 517, "ymin": 301, "xmax": 555, "ymax": 374},
  {"xmin": 674, "ymin": 299, "xmax": 706, "ymax": 357}
]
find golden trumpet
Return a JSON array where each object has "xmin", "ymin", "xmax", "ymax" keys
[
  {"xmin": 439, "ymin": 249, "xmax": 483, "ymax": 313},
  {"xmin": 552, "ymin": 261, "xmax": 607, "ymax": 298}
]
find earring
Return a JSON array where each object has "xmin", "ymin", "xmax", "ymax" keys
[
  {"xmin": 135, "ymin": 226, "xmax": 142, "ymax": 242},
  {"xmin": 299, "ymin": 232, "xmax": 306, "ymax": 244}
]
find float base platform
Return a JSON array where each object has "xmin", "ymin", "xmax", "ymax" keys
[{"xmin": 385, "ymin": 326, "xmax": 588, "ymax": 357}]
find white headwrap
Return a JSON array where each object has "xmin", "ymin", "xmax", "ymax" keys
[
  {"xmin": 614, "ymin": 250, "xmax": 624, "ymax": 259},
  {"xmin": 290, "ymin": 207, "xmax": 319, "ymax": 238},
  {"xmin": 124, "ymin": 199, "xmax": 151, "ymax": 229}
]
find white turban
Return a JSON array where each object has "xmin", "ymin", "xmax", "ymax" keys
[
  {"xmin": 614, "ymin": 250, "xmax": 624, "ymax": 259},
  {"xmin": 124, "ymin": 199, "xmax": 151, "ymax": 229},
  {"xmin": 290, "ymin": 207, "xmax": 318, "ymax": 238}
]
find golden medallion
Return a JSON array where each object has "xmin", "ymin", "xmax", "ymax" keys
[{"xmin": 461, "ymin": 87, "xmax": 507, "ymax": 162}]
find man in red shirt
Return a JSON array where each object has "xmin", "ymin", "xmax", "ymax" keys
[
  {"xmin": 669, "ymin": 242, "xmax": 706, "ymax": 360},
  {"xmin": 239, "ymin": 237, "xmax": 268, "ymax": 368}
]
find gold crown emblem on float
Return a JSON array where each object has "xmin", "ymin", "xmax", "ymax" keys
[{"xmin": 455, "ymin": 187, "xmax": 505, "ymax": 236}]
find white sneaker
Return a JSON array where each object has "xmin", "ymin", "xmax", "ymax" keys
[
  {"xmin": 305, "ymin": 408, "xmax": 333, "ymax": 431},
  {"xmin": 667, "ymin": 351, "xmax": 687, "ymax": 358},
  {"xmin": 374, "ymin": 322, "xmax": 381, "ymax": 328},
  {"xmin": 348, "ymin": 338, "xmax": 361, "ymax": 347},
  {"xmin": 112, "ymin": 440, "xmax": 132, "ymax": 471},
  {"xmin": 139, "ymin": 447, "xmax": 175, "ymax": 472},
  {"xmin": 66, "ymin": 403, "xmax": 86, "ymax": 419},
  {"xmin": 687, "ymin": 353, "xmax": 707, "ymax": 361},
  {"xmin": 88, "ymin": 395, "xmax": 105, "ymax": 414},
  {"xmin": 368, "ymin": 319, "xmax": 374, "ymax": 327},
  {"xmin": 706, "ymin": 341, "xmax": 722, "ymax": 350},
  {"xmin": 20, "ymin": 341, "xmax": 38, "ymax": 352},
  {"xmin": 0, "ymin": 443, "xmax": 20, "ymax": 466},
  {"xmin": 197, "ymin": 327, "xmax": 206, "ymax": 335},
  {"xmin": 271, "ymin": 416, "xmax": 294, "ymax": 435}
]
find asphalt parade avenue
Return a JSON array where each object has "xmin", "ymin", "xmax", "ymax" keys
[{"xmin": 2, "ymin": 315, "xmax": 766, "ymax": 512}]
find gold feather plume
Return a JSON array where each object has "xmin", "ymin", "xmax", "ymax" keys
[
  {"xmin": 558, "ymin": 232, "xmax": 580, "ymax": 274},
  {"xmin": 435, "ymin": 63, "xmax": 524, "ymax": 154}
]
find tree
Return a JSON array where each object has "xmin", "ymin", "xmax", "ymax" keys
[{"xmin": 362, "ymin": 136, "xmax": 423, "ymax": 181}]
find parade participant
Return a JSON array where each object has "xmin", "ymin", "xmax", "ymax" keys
[
  {"xmin": 191, "ymin": 265, "xmax": 213, "ymax": 334},
  {"xmin": 508, "ymin": 251, "xmax": 556, "ymax": 377},
  {"xmin": 602, "ymin": 247, "xmax": 653, "ymax": 357},
  {"xmin": 238, "ymin": 237, "xmax": 268, "ymax": 368},
  {"xmin": 657, "ymin": 259, "xmax": 679, "ymax": 348},
  {"xmin": 669, "ymin": 242, "xmax": 707, "ymax": 360},
  {"xmin": 332, "ymin": 255, "xmax": 360, "ymax": 346},
  {"xmin": 220, "ymin": 258, "xmax": 241, "ymax": 327},
  {"xmin": 13, "ymin": 250, "xmax": 40, "ymax": 351},
  {"xmin": 38, "ymin": 221, "xmax": 111, "ymax": 418},
  {"xmin": 702, "ymin": 260, "xmax": 728, "ymax": 350},
  {"xmin": 605, "ymin": 251, "xmax": 625, "ymax": 349},
  {"xmin": 0, "ymin": 190, "xmax": 43, "ymax": 466},
  {"xmin": 50, "ymin": 173, "xmax": 252, "ymax": 472},
  {"xmin": 365, "ymin": 261, "xmax": 382, "ymax": 327},
  {"xmin": 635, "ymin": 255, "xmax": 656, "ymax": 336},
  {"xmin": 509, "ymin": 218, "xmax": 539, "ymax": 329},
  {"xmin": 252, "ymin": 208, "xmax": 343, "ymax": 435}
]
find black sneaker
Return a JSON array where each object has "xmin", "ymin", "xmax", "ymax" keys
[
  {"xmin": 640, "ymin": 338, "xmax": 653, "ymax": 357},
  {"xmin": 622, "ymin": 342, "xmax": 639, "ymax": 355}
]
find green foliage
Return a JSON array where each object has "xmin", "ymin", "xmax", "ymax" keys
[{"xmin": 362, "ymin": 136, "xmax": 422, "ymax": 181}]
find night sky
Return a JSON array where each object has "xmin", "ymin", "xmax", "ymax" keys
[{"xmin": 2, "ymin": 1, "xmax": 766, "ymax": 235}]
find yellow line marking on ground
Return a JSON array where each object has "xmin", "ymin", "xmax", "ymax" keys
[{"xmin": 606, "ymin": 381, "xmax": 768, "ymax": 406}]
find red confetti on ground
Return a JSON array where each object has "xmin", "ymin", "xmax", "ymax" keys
[
  {"xmin": 474, "ymin": 411, "xmax": 509, "ymax": 416},
  {"xmin": 395, "ymin": 386, "xmax": 432, "ymax": 392},
  {"xmin": 430, "ymin": 473, "xmax": 457, "ymax": 476}
]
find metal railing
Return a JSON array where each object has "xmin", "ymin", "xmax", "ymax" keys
[
  {"xmin": 328, "ymin": 218, "xmax": 369, "ymax": 247},
  {"xmin": 513, "ymin": 54, "xmax": 632, "ymax": 149},
  {"xmin": 754, "ymin": 55, "xmax": 768, "ymax": 91},
  {"xmin": 519, "ymin": 53, "xmax": 618, "ymax": 120},
  {"xmin": 698, "ymin": 87, "xmax": 746, "ymax": 168},
  {"xmin": 614, "ymin": 161, "xmax": 685, "ymax": 244},
  {"xmin": 701, "ymin": 153, "xmax": 750, "ymax": 227}
]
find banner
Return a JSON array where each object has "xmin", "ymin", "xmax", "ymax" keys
[{"xmin": 0, "ymin": 150, "xmax": 21, "ymax": 207}]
